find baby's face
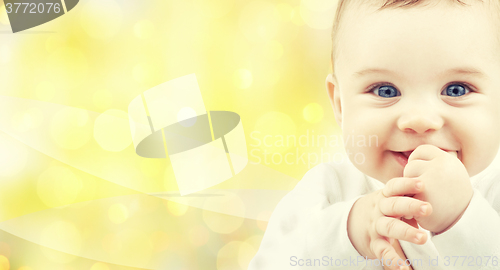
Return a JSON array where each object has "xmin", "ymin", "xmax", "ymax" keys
[{"xmin": 327, "ymin": 1, "xmax": 500, "ymax": 183}]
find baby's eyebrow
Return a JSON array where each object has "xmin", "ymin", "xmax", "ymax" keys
[
  {"xmin": 353, "ymin": 67, "xmax": 487, "ymax": 79},
  {"xmin": 442, "ymin": 67, "xmax": 487, "ymax": 78},
  {"xmin": 353, "ymin": 68, "xmax": 396, "ymax": 78}
]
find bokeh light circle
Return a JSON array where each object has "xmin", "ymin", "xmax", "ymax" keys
[
  {"xmin": 233, "ymin": 69, "xmax": 253, "ymax": 89},
  {"xmin": 93, "ymin": 89, "xmax": 113, "ymax": 109},
  {"xmin": 166, "ymin": 200, "xmax": 189, "ymax": 216},
  {"xmin": 108, "ymin": 203, "xmax": 129, "ymax": 224},
  {"xmin": 263, "ymin": 40, "xmax": 283, "ymax": 61},
  {"xmin": 37, "ymin": 166, "xmax": 83, "ymax": 208},
  {"xmin": 276, "ymin": 3, "xmax": 294, "ymax": 22},
  {"xmin": 188, "ymin": 225, "xmax": 210, "ymax": 247},
  {"xmin": 0, "ymin": 242, "xmax": 10, "ymax": 258},
  {"xmin": 0, "ymin": 255, "xmax": 9, "ymax": 270},
  {"xmin": 46, "ymin": 47, "xmax": 88, "ymax": 88},
  {"xmin": 108, "ymin": 229, "xmax": 153, "ymax": 266},
  {"xmin": 0, "ymin": 133, "xmax": 27, "ymax": 177},
  {"xmin": 301, "ymin": 0, "xmax": 337, "ymax": 12},
  {"xmin": 217, "ymin": 241, "xmax": 255, "ymax": 270},
  {"xmin": 253, "ymin": 111, "xmax": 297, "ymax": 153},
  {"xmin": 90, "ymin": 262, "xmax": 110, "ymax": 270},
  {"xmin": 140, "ymin": 158, "xmax": 163, "ymax": 177},
  {"xmin": 193, "ymin": 0, "xmax": 234, "ymax": 18},
  {"xmin": 256, "ymin": 210, "xmax": 272, "ymax": 231},
  {"xmin": 238, "ymin": 241, "xmax": 257, "ymax": 269},
  {"xmin": 50, "ymin": 107, "xmax": 92, "ymax": 150},
  {"xmin": 303, "ymin": 103, "xmax": 324, "ymax": 123},
  {"xmin": 45, "ymin": 34, "xmax": 67, "ymax": 53},
  {"xmin": 134, "ymin": 20, "xmax": 155, "ymax": 39},
  {"xmin": 94, "ymin": 109, "xmax": 132, "ymax": 152},
  {"xmin": 13, "ymin": 107, "xmax": 44, "ymax": 132},
  {"xmin": 202, "ymin": 195, "xmax": 245, "ymax": 234},
  {"xmin": 80, "ymin": 0, "xmax": 123, "ymax": 40},
  {"xmin": 40, "ymin": 220, "xmax": 82, "ymax": 263},
  {"xmin": 239, "ymin": 1, "xmax": 281, "ymax": 42},
  {"xmin": 132, "ymin": 62, "xmax": 161, "ymax": 85},
  {"xmin": 36, "ymin": 81, "xmax": 56, "ymax": 101},
  {"xmin": 300, "ymin": 0, "xmax": 338, "ymax": 29},
  {"xmin": 0, "ymin": 45, "xmax": 10, "ymax": 64}
]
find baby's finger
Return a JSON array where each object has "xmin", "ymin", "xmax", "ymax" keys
[
  {"xmin": 403, "ymin": 159, "xmax": 427, "ymax": 179},
  {"xmin": 370, "ymin": 238, "xmax": 408, "ymax": 270},
  {"xmin": 382, "ymin": 177, "xmax": 424, "ymax": 197},
  {"xmin": 379, "ymin": 196, "xmax": 432, "ymax": 218},
  {"xmin": 408, "ymin": 144, "xmax": 442, "ymax": 162},
  {"xmin": 376, "ymin": 216, "xmax": 428, "ymax": 245}
]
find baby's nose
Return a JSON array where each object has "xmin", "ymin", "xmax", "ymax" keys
[{"xmin": 397, "ymin": 110, "xmax": 444, "ymax": 134}]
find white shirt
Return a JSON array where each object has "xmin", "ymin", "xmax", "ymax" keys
[{"xmin": 249, "ymin": 152, "xmax": 500, "ymax": 270}]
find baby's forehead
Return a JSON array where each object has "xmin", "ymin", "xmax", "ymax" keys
[
  {"xmin": 345, "ymin": 0, "xmax": 497, "ymax": 10},
  {"xmin": 342, "ymin": 0, "xmax": 497, "ymax": 21},
  {"xmin": 332, "ymin": 0, "xmax": 500, "ymax": 75}
]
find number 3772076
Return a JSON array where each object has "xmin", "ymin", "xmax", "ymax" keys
[{"xmin": 5, "ymin": 3, "xmax": 62, "ymax": 14}]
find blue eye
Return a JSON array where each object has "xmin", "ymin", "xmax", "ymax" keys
[
  {"xmin": 374, "ymin": 85, "xmax": 400, "ymax": 98},
  {"xmin": 442, "ymin": 84, "xmax": 469, "ymax": 97}
]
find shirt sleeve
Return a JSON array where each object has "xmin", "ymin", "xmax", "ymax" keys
[
  {"xmin": 248, "ymin": 163, "xmax": 369, "ymax": 270},
  {"xmin": 430, "ymin": 188, "xmax": 500, "ymax": 270}
]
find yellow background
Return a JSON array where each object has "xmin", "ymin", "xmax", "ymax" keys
[{"xmin": 0, "ymin": 0, "xmax": 344, "ymax": 269}]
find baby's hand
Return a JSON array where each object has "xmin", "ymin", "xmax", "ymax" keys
[
  {"xmin": 348, "ymin": 177, "xmax": 431, "ymax": 270},
  {"xmin": 404, "ymin": 144, "xmax": 473, "ymax": 233}
]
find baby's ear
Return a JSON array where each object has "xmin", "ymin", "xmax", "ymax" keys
[{"xmin": 325, "ymin": 74, "xmax": 342, "ymax": 128}]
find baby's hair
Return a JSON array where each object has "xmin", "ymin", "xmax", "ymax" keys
[{"xmin": 330, "ymin": 0, "xmax": 500, "ymax": 78}]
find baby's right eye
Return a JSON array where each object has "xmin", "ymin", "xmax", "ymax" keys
[{"xmin": 370, "ymin": 85, "xmax": 400, "ymax": 98}]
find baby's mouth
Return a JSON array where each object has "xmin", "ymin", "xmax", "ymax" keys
[
  {"xmin": 392, "ymin": 148, "xmax": 460, "ymax": 163},
  {"xmin": 391, "ymin": 150, "xmax": 411, "ymax": 167},
  {"xmin": 401, "ymin": 150, "xmax": 413, "ymax": 159}
]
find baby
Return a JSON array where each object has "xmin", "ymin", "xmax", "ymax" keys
[{"xmin": 249, "ymin": 0, "xmax": 500, "ymax": 269}]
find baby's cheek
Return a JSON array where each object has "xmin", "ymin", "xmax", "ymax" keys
[
  {"xmin": 344, "ymin": 144, "xmax": 370, "ymax": 165},
  {"xmin": 347, "ymin": 145, "xmax": 386, "ymax": 176},
  {"xmin": 461, "ymin": 148, "xmax": 494, "ymax": 177}
]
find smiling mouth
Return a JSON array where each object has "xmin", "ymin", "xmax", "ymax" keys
[
  {"xmin": 401, "ymin": 150, "xmax": 413, "ymax": 158},
  {"xmin": 391, "ymin": 151, "xmax": 410, "ymax": 167},
  {"xmin": 392, "ymin": 148, "xmax": 459, "ymax": 165}
]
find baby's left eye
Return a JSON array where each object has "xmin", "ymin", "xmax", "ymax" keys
[{"xmin": 441, "ymin": 84, "xmax": 470, "ymax": 97}]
